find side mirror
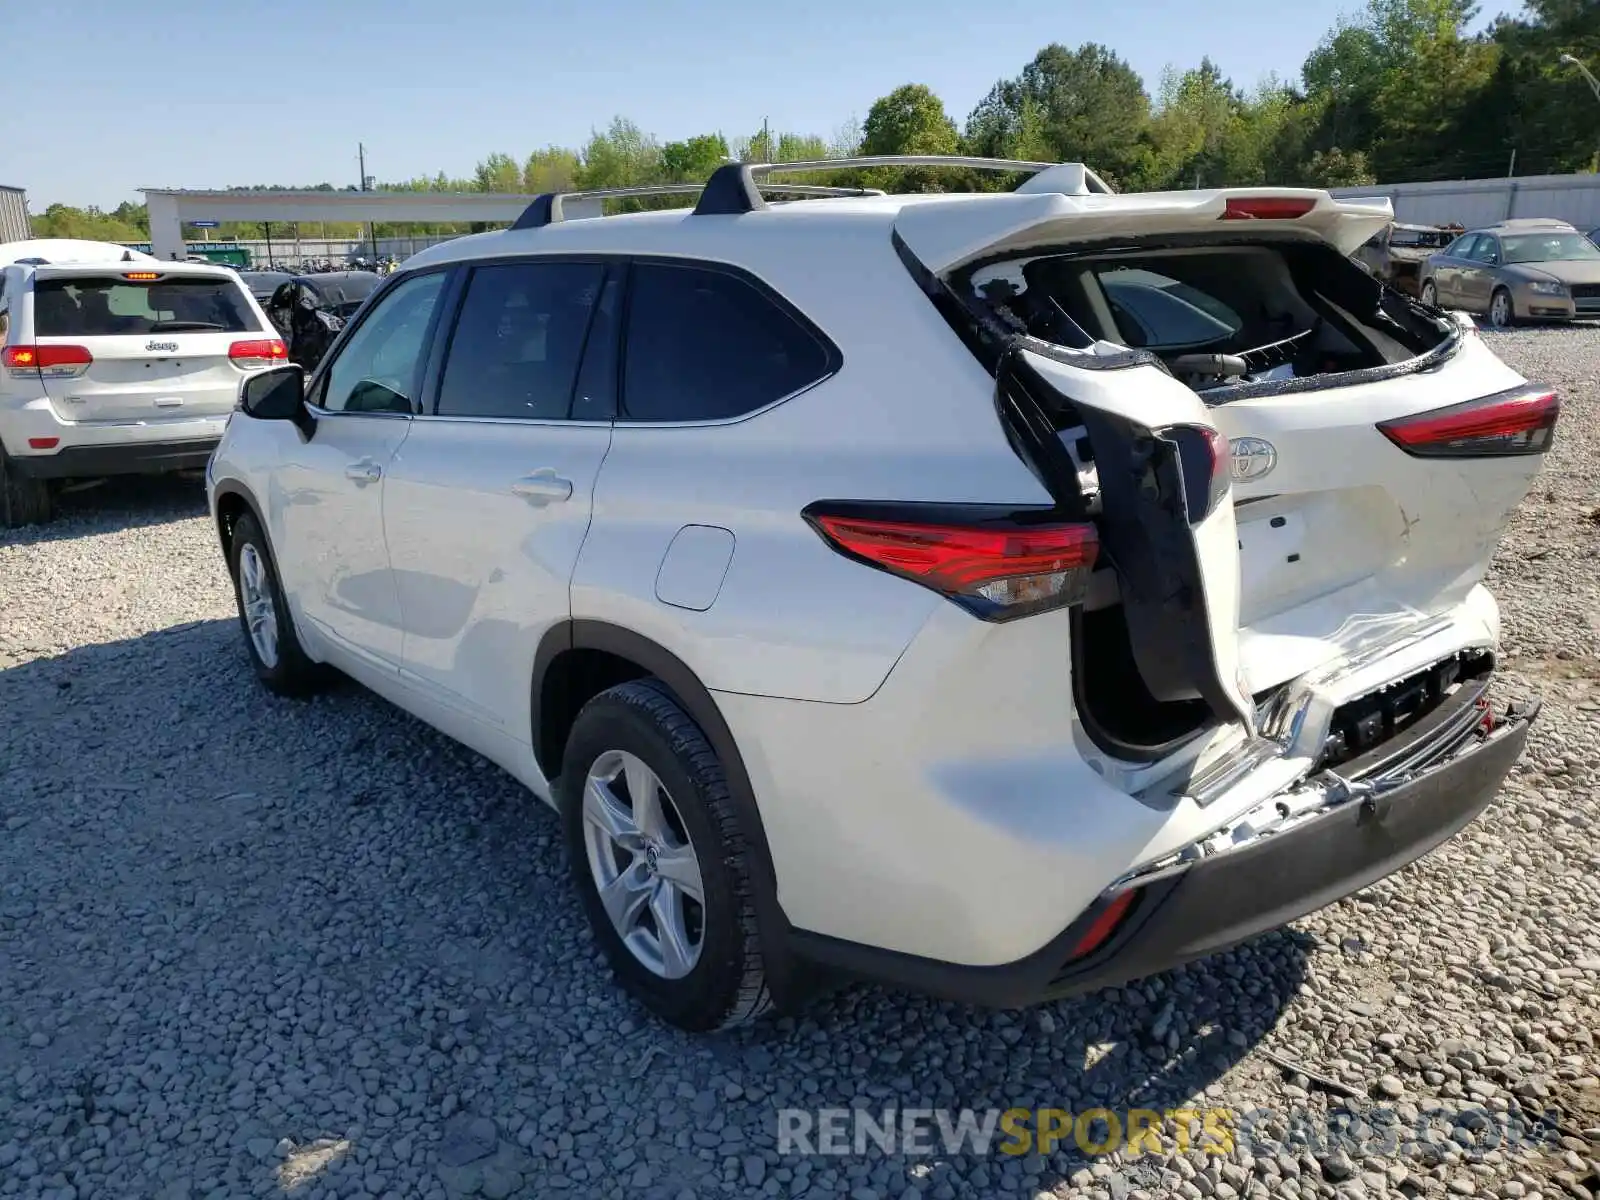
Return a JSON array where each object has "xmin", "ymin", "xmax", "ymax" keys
[{"xmin": 240, "ymin": 365, "xmax": 306, "ymax": 420}]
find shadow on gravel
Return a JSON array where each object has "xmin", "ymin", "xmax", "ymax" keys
[
  {"xmin": 0, "ymin": 618, "xmax": 1311, "ymax": 1199},
  {"xmin": 0, "ymin": 473, "xmax": 207, "ymax": 548}
]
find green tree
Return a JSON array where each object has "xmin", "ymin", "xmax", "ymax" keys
[
  {"xmin": 776, "ymin": 132, "xmax": 829, "ymax": 162},
  {"xmin": 1300, "ymin": 0, "xmax": 1500, "ymax": 181},
  {"xmin": 860, "ymin": 84, "xmax": 959, "ymax": 156},
  {"xmin": 31, "ymin": 204, "xmax": 146, "ymax": 242},
  {"xmin": 577, "ymin": 117, "xmax": 663, "ymax": 190},
  {"xmin": 523, "ymin": 147, "xmax": 581, "ymax": 193},
  {"xmin": 855, "ymin": 84, "xmax": 960, "ymax": 191},
  {"xmin": 1146, "ymin": 60, "xmax": 1241, "ymax": 189},
  {"xmin": 473, "ymin": 152, "xmax": 523, "ymax": 193},
  {"xmin": 966, "ymin": 44, "xmax": 1152, "ymax": 188},
  {"xmin": 1294, "ymin": 147, "xmax": 1378, "ymax": 186},
  {"xmin": 1369, "ymin": 0, "xmax": 1500, "ymax": 179},
  {"xmin": 660, "ymin": 134, "xmax": 729, "ymax": 182}
]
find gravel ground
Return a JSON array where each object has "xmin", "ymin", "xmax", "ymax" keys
[{"xmin": 1, "ymin": 327, "xmax": 1597, "ymax": 1200}]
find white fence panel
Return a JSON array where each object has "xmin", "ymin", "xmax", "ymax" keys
[{"xmin": 1331, "ymin": 174, "xmax": 1600, "ymax": 230}]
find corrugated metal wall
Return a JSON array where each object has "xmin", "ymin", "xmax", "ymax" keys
[
  {"xmin": 1331, "ymin": 174, "xmax": 1600, "ymax": 230},
  {"xmin": 0, "ymin": 187, "xmax": 31, "ymax": 243}
]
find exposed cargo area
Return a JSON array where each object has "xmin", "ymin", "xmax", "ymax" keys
[
  {"xmin": 963, "ymin": 232, "xmax": 1461, "ymax": 397},
  {"xmin": 929, "ymin": 204, "xmax": 1560, "ymax": 762}
]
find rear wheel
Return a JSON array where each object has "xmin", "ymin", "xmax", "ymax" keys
[
  {"xmin": 560, "ymin": 679, "xmax": 771, "ymax": 1032},
  {"xmin": 1420, "ymin": 280, "xmax": 1438, "ymax": 307},
  {"xmin": 227, "ymin": 512, "xmax": 328, "ymax": 695},
  {"xmin": 1489, "ymin": 287, "xmax": 1516, "ymax": 329},
  {"xmin": 0, "ymin": 446, "xmax": 54, "ymax": 529}
]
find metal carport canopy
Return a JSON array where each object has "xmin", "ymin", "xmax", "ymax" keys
[{"xmin": 139, "ymin": 188, "xmax": 552, "ymax": 260}]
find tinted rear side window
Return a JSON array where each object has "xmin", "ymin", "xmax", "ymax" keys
[
  {"xmin": 33, "ymin": 276, "xmax": 260, "ymax": 336},
  {"xmin": 437, "ymin": 261, "xmax": 605, "ymax": 420},
  {"xmin": 621, "ymin": 262, "xmax": 833, "ymax": 422}
]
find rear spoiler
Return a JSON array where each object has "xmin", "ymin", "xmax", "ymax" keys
[{"xmin": 894, "ymin": 189, "xmax": 1397, "ymax": 275}]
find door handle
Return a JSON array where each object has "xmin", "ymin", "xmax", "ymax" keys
[
  {"xmin": 510, "ymin": 470, "xmax": 574, "ymax": 505},
  {"xmin": 345, "ymin": 459, "xmax": 382, "ymax": 485}
]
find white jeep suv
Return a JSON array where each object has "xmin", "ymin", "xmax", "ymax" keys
[
  {"xmin": 206, "ymin": 157, "xmax": 1553, "ymax": 1031},
  {"xmin": 1, "ymin": 239, "xmax": 283, "ymax": 525}
]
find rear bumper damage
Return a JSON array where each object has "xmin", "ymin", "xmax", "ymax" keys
[{"xmin": 788, "ymin": 687, "xmax": 1536, "ymax": 1009}]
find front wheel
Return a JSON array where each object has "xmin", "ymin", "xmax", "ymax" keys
[
  {"xmin": 1489, "ymin": 287, "xmax": 1516, "ymax": 329},
  {"xmin": 1420, "ymin": 280, "xmax": 1438, "ymax": 307},
  {"xmin": 560, "ymin": 679, "xmax": 771, "ymax": 1032},
  {"xmin": 227, "ymin": 512, "xmax": 329, "ymax": 696}
]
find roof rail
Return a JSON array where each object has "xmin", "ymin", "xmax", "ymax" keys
[
  {"xmin": 509, "ymin": 179, "xmax": 884, "ymax": 231},
  {"xmin": 692, "ymin": 155, "xmax": 1113, "ymax": 216}
]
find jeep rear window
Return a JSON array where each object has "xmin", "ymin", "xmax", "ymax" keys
[{"xmin": 33, "ymin": 276, "xmax": 260, "ymax": 337}]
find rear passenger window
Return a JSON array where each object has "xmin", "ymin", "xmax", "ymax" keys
[
  {"xmin": 437, "ymin": 261, "xmax": 605, "ymax": 420},
  {"xmin": 621, "ymin": 263, "xmax": 832, "ymax": 422}
]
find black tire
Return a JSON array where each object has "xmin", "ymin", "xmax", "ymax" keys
[
  {"xmin": 1489, "ymin": 286, "xmax": 1516, "ymax": 329},
  {"xmin": 559, "ymin": 679, "xmax": 771, "ymax": 1032},
  {"xmin": 0, "ymin": 445, "xmax": 54, "ymax": 529},
  {"xmin": 226, "ymin": 512, "xmax": 329, "ymax": 696},
  {"xmin": 1420, "ymin": 280, "xmax": 1438, "ymax": 307}
]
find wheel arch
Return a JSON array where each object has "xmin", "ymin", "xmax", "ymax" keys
[
  {"xmin": 532, "ymin": 619, "xmax": 799, "ymax": 1002},
  {"xmin": 212, "ymin": 478, "xmax": 266, "ymax": 561}
]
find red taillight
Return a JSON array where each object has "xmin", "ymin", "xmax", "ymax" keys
[
  {"xmin": 229, "ymin": 338, "xmax": 288, "ymax": 367},
  {"xmin": 1065, "ymin": 889, "xmax": 1138, "ymax": 961},
  {"xmin": 804, "ymin": 504, "xmax": 1099, "ymax": 621},
  {"xmin": 1166, "ymin": 424, "xmax": 1232, "ymax": 523},
  {"xmin": 1221, "ymin": 196, "xmax": 1317, "ymax": 221},
  {"xmin": 1378, "ymin": 386, "xmax": 1559, "ymax": 458},
  {"xmin": 27, "ymin": 437, "xmax": 59, "ymax": 449},
  {"xmin": 3, "ymin": 344, "xmax": 93, "ymax": 378}
]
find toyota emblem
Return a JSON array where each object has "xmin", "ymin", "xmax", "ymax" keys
[{"xmin": 1230, "ymin": 436, "xmax": 1277, "ymax": 483}]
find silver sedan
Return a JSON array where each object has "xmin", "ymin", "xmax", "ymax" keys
[{"xmin": 1418, "ymin": 225, "xmax": 1600, "ymax": 326}]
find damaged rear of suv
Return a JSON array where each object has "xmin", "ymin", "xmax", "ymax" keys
[{"xmin": 784, "ymin": 176, "xmax": 1552, "ymax": 1009}]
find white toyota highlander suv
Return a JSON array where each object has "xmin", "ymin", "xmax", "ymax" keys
[
  {"xmin": 206, "ymin": 157, "xmax": 1553, "ymax": 1032},
  {"xmin": 1, "ymin": 239, "xmax": 283, "ymax": 525}
]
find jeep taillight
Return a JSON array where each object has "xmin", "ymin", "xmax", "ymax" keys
[
  {"xmin": 803, "ymin": 503, "xmax": 1099, "ymax": 622},
  {"xmin": 3, "ymin": 344, "xmax": 93, "ymax": 379},
  {"xmin": 1378, "ymin": 386, "xmax": 1559, "ymax": 458},
  {"xmin": 228, "ymin": 339, "xmax": 288, "ymax": 369}
]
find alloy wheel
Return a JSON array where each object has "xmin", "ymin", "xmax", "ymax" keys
[
  {"xmin": 581, "ymin": 749, "xmax": 705, "ymax": 979},
  {"xmin": 237, "ymin": 543, "xmax": 280, "ymax": 669},
  {"xmin": 1491, "ymin": 291, "xmax": 1512, "ymax": 327}
]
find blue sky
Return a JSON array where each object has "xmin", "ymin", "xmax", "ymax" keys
[{"xmin": 15, "ymin": 0, "xmax": 1385, "ymax": 209}]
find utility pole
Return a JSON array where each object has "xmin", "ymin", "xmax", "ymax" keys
[
  {"xmin": 762, "ymin": 117, "xmax": 770, "ymax": 162},
  {"xmin": 1507, "ymin": 148, "xmax": 1517, "ymax": 178},
  {"xmin": 358, "ymin": 142, "xmax": 376, "ymax": 264}
]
